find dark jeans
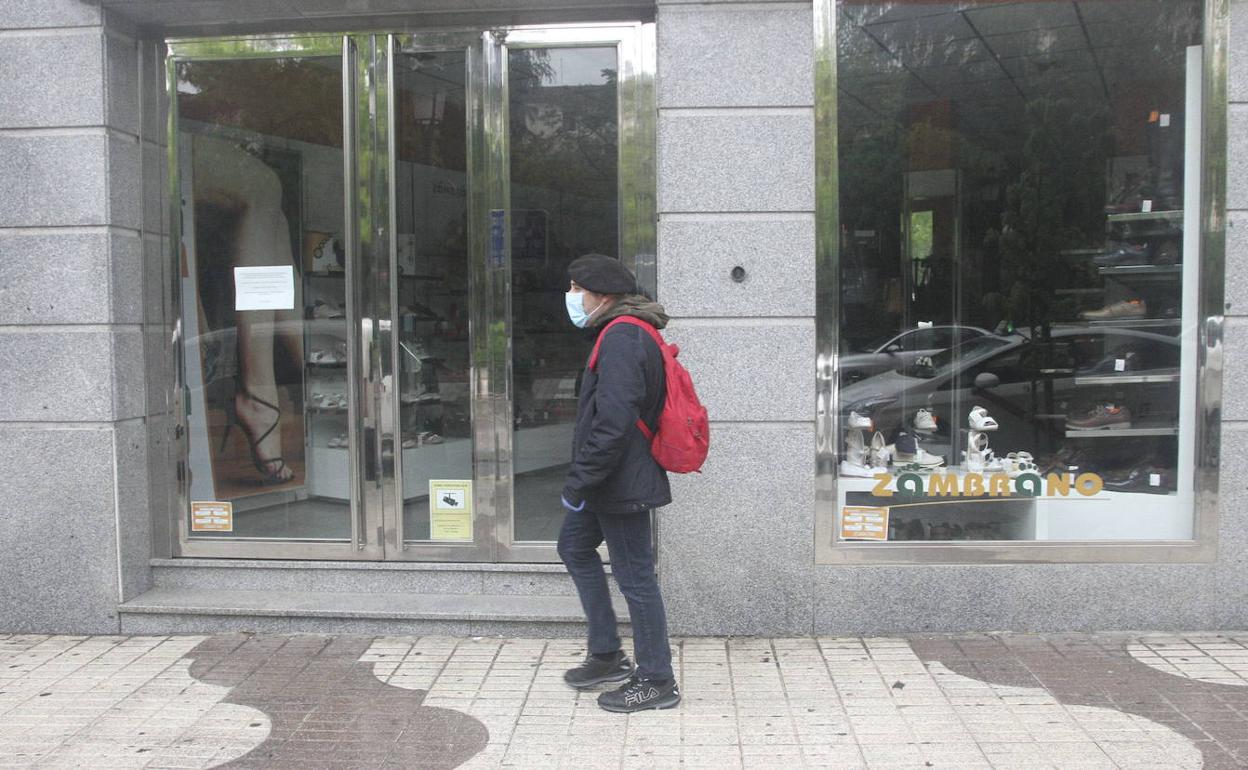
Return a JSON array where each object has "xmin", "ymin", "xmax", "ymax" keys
[{"xmin": 557, "ymin": 508, "xmax": 674, "ymax": 681}]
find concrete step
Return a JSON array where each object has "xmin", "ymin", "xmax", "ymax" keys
[
  {"xmin": 119, "ymin": 587, "xmax": 625, "ymax": 637},
  {"xmin": 150, "ymin": 558, "xmax": 598, "ymax": 597}
]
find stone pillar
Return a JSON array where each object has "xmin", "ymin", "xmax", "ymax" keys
[
  {"xmin": 655, "ymin": 0, "xmax": 818, "ymax": 634},
  {"xmin": 1218, "ymin": 0, "xmax": 1248, "ymax": 627},
  {"xmin": 0, "ymin": 0, "xmax": 161, "ymax": 632}
]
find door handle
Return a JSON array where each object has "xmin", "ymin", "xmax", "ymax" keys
[{"xmin": 361, "ymin": 317, "xmax": 374, "ymax": 381}]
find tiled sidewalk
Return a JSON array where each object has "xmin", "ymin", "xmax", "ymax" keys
[{"xmin": 1, "ymin": 632, "xmax": 1247, "ymax": 769}]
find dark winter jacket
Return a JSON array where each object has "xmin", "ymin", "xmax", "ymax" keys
[{"xmin": 560, "ymin": 296, "xmax": 672, "ymax": 514}]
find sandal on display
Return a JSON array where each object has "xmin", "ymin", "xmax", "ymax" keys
[
  {"xmin": 868, "ymin": 431, "xmax": 891, "ymax": 469},
  {"xmin": 221, "ymin": 389, "xmax": 291, "ymax": 484},
  {"xmin": 1002, "ymin": 451, "xmax": 1039, "ymax": 479},
  {"xmin": 968, "ymin": 406, "xmax": 998, "ymax": 431},
  {"xmin": 841, "ymin": 429, "xmax": 885, "ymax": 477},
  {"xmin": 845, "ymin": 428, "xmax": 867, "ymax": 466}
]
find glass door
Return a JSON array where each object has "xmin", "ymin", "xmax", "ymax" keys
[
  {"xmin": 495, "ymin": 25, "xmax": 656, "ymax": 561},
  {"xmin": 383, "ymin": 32, "xmax": 496, "ymax": 559},
  {"xmin": 170, "ymin": 34, "xmax": 384, "ymax": 559},
  {"xmin": 170, "ymin": 25, "xmax": 654, "ymax": 562},
  {"xmin": 382, "ymin": 25, "xmax": 655, "ymax": 562}
]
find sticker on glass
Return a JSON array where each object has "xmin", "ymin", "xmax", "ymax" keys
[
  {"xmin": 841, "ymin": 505, "xmax": 889, "ymax": 541},
  {"xmin": 191, "ymin": 501, "xmax": 233, "ymax": 532},
  {"xmin": 430, "ymin": 480, "xmax": 473, "ymax": 542}
]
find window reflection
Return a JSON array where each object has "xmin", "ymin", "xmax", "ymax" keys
[{"xmin": 508, "ymin": 47, "xmax": 619, "ymax": 542}]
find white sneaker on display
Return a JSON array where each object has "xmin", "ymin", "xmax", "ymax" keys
[
  {"xmin": 914, "ymin": 408, "xmax": 938, "ymax": 432},
  {"xmin": 840, "ymin": 460, "xmax": 877, "ymax": 478},
  {"xmin": 894, "ymin": 447, "xmax": 945, "ymax": 468},
  {"xmin": 847, "ymin": 411, "xmax": 873, "ymax": 431},
  {"xmin": 892, "ymin": 431, "xmax": 944, "ymax": 468},
  {"xmin": 968, "ymin": 406, "xmax": 999, "ymax": 431}
]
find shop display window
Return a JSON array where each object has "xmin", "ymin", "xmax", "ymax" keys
[{"xmin": 826, "ymin": 0, "xmax": 1213, "ymax": 549}]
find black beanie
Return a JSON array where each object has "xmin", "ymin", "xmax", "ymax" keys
[{"xmin": 567, "ymin": 253, "xmax": 637, "ymax": 295}]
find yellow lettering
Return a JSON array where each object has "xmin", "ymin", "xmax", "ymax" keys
[
  {"xmin": 929, "ymin": 474, "xmax": 960, "ymax": 497},
  {"xmin": 989, "ymin": 473, "xmax": 1011, "ymax": 497},
  {"xmin": 1046, "ymin": 473, "xmax": 1071, "ymax": 496},
  {"xmin": 1075, "ymin": 473, "xmax": 1103, "ymax": 497},
  {"xmin": 871, "ymin": 473, "xmax": 894, "ymax": 498},
  {"xmin": 964, "ymin": 474, "xmax": 985, "ymax": 497}
]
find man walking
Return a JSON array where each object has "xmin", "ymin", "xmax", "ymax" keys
[{"xmin": 557, "ymin": 253, "xmax": 680, "ymax": 713}]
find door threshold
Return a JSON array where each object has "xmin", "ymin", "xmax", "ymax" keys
[{"xmin": 152, "ymin": 557, "xmax": 600, "ymax": 573}]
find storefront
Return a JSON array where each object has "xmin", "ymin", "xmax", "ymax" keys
[{"xmin": 1, "ymin": 0, "xmax": 1241, "ymax": 636}]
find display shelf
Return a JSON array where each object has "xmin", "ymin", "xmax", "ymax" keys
[
  {"xmin": 1064, "ymin": 418, "xmax": 1178, "ymax": 438},
  {"xmin": 1058, "ymin": 248, "xmax": 1103, "ymax": 257},
  {"xmin": 1087, "ymin": 317, "xmax": 1180, "ymax": 329},
  {"xmin": 1073, "ymin": 369, "xmax": 1181, "ymax": 386},
  {"xmin": 307, "ymin": 405, "xmax": 348, "ymax": 414},
  {"xmin": 306, "ymin": 360, "xmax": 347, "ymax": 369},
  {"xmin": 1105, "ymin": 209, "xmax": 1183, "ymax": 224},
  {"xmin": 308, "ymin": 271, "xmax": 443, "ymax": 281},
  {"xmin": 1054, "ymin": 317, "xmax": 1181, "ymax": 330},
  {"xmin": 1098, "ymin": 264, "xmax": 1182, "ymax": 277}
]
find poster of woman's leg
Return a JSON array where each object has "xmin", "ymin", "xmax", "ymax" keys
[{"xmin": 191, "ymin": 135, "xmax": 306, "ymax": 496}]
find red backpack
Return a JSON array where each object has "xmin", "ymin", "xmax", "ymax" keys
[{"xmin": 588, "ymin": 317, "xmax": 710, "ymax": 473}]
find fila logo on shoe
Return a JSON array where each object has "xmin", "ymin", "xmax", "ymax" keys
[{"xmin": 624, "ymin": 685, "xmax": 660, "ymax": 707}]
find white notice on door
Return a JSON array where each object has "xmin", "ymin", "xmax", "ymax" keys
[{"xmin": 234, "ymin": 266, "xmax": 295, "ymax": 311}]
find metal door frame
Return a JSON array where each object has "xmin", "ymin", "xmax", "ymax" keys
[
  {"xmin": 167, "ymin": 23, "xmax": 656, "ymax": 562},
  {"xmin": 168, "ymin": 33, "xmax": 384, "ymax": 560},
  {"xmin": 493, "ymin": 23, "xmax": 656, "ymax": 563}
]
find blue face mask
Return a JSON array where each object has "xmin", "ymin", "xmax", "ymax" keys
[{"xmin": 565, "ymin": 291, "xmax": 599, "ymax": 328}]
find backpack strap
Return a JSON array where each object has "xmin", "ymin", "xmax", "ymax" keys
[
  {"xmin": 588, "ymin": 316, "xmax": 664, "ymax": 371},
  {"xmin": 587, "ymin": 316, "xmax": 663, "ymax": 441}
]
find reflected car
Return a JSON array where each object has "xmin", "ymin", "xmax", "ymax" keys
[
  {"xmin": 840, "ymin": 327, "xmax": 1181, "ymax": 459},
  {"xmin": 840, "ymin": 325, "xmax": 992, "ymax": 384}
]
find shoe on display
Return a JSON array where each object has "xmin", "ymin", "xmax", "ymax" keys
[
  {"xmin": 1077, "ymin": 349, "xmax": 1141, "ymax": 376},
  {"xmin": 327, "ymin": 433, "xmax": 348, "ymax": 448},
  {"xmin": 968, "ymin": 406, "xmax": 998, "ymax": 431},
  {"xmin": 868, "ymin": 431, "xmax": 891, "ymax": 468},
  {"xmin": 312, "ymin": 299, "xmax": 345, "ymax": 319},
  {"xmin": 1093, "ymin": 241, "xmax": 1154, "ymax": 267},
  {"xmin": 847, "ymin": 411, "xmax": 873, "ymax": 431},
  {"xmin": 564, "ymin": 651, "xmax": 636, "ymax": 690},
  {"xmin": 892, "ymin": 431, "xmax": 944, "ymax": 468},
  {"xmin": 1081, "ymin": 298, "xmax": 1146, "ymax": 321},
  {"xmin": 914, "ymin": 408, "xmax": 938, "ymax": 433},
  {"xmin": 1001, "ymin": 451, "xmax": 1039, "ymax": 479},
  {"xmin": 1153, "ymin": 240, "xmax": 1181, "ymax": 265},
  {"xmin": 597, "ymin": 676, "xmax": 680, "ymax": 713},
  {"xmin": 1103, "ymin": 463, "xmax": 1176, "ymax": 494},
  {"xmin": 840, "ymin": 460, "xmax": 880, "ymax": 478},
  {"xmin": 1067, "ymin": 403, "xmax": 1133, "ymax": 430},
  {"xmin": 964, "ymin": 431, "xmax": 1003, "ymax": 473},
  {"xmin": 845, "ymin": 428, "xmax": 867, "ymax": 466}
]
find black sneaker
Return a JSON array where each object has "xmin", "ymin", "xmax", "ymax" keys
[
  {"xmin": 597, "ymin": 676, "xmax": 681, "ymax": 713},
  {"xmin": 563, "ymin": 651, "xmax": 635, "ymax": 689}
]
